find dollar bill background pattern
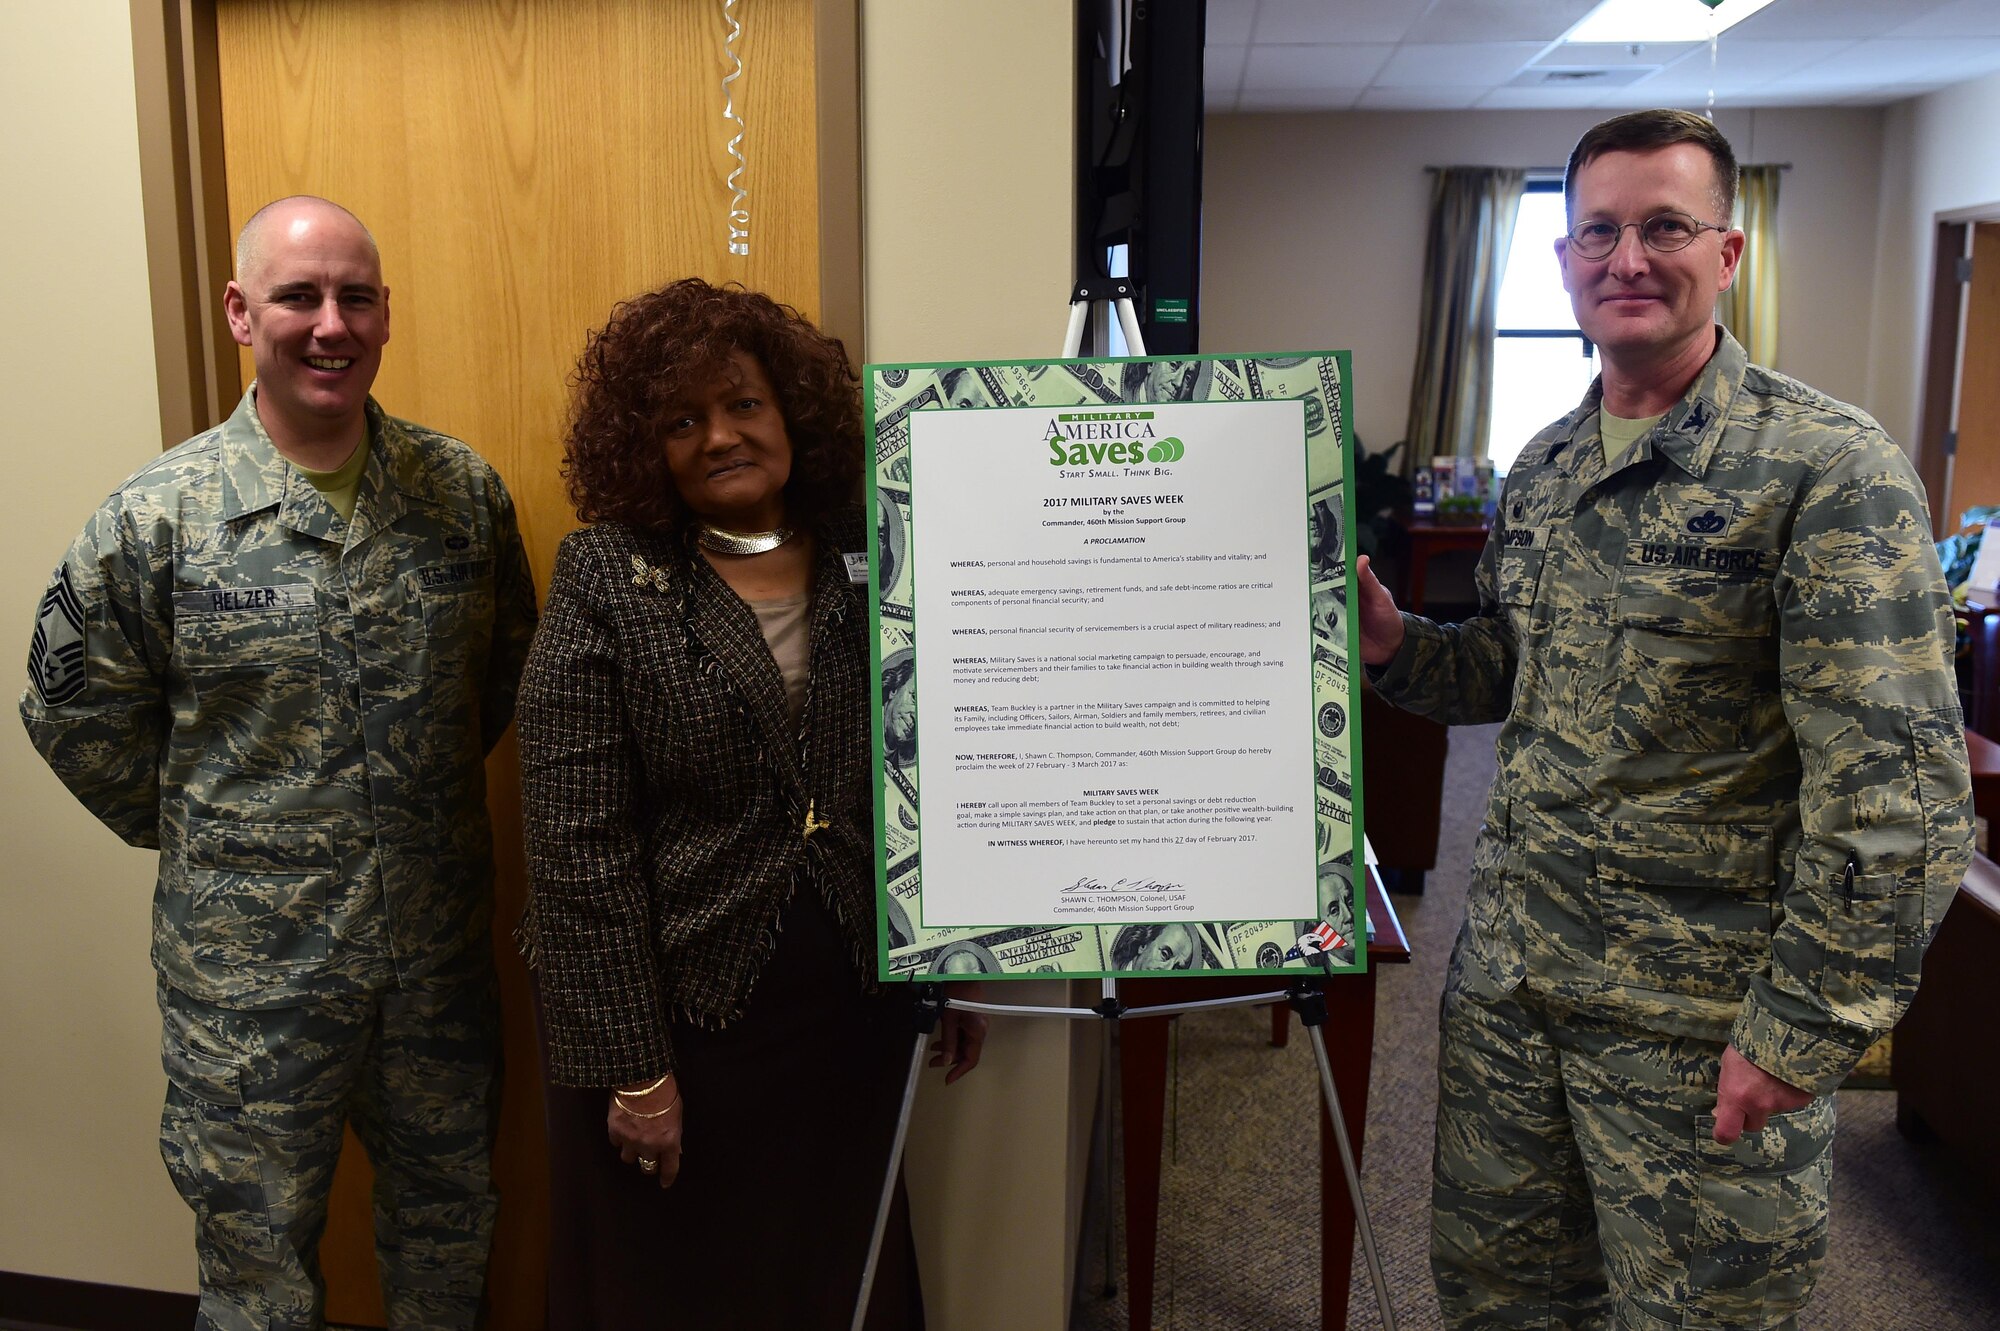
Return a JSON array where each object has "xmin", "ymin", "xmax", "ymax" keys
[{"xmin": 866, "ymin": 354, "xmax": 1361, "ymax": 978}]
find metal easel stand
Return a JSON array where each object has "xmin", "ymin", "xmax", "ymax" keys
[
  {"xmin": 855, "ymin": 307, "xmax": 1393, "ymax": 1328},
  {"xmin": 1062, "ymin": 277, "xmax": 1148, "ymax": 358},
  {"xmin": 850, "ymin": 967, "xmax": 1399, "ymax": 1331}
]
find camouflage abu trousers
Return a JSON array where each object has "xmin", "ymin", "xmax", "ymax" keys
[
  {"xmin": 157, "ymin": 971, "xmax": 500, "ymax": 1331},
  {"xmin": 1432, "ymin": 946, "xmax": 1832, "ymax": 1330}
]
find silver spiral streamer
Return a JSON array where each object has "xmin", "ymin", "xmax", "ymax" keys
[{"xmin": 722, "ymin": 0, "xmax": 750, "ymax": 256}]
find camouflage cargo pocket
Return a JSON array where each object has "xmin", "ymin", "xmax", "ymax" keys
[
  {"xmin": 1497, "ymin": 548, "xmax": 1550, "ymax": 722},
  {"xmin": 1795, "ymin": 845, "xmax": 1910, "ymax": 1030},
  {"xmin": 416, "ymin": 567, "xmax": 494, "ymax": 661},
  {"xmin": 159, "ymin": 1004, "xmax": 278, "ymax": 1262},
  {"xmin": 174, "ymin": 599, "xmax": 322, "ymax": 773},
  {"xmin": 1597, "ymin": 820, "xmax": 1777, "ymax": 1000},
  {"xmin": 185, "ymin": 821, "xmax": 334, "ymax": 967},
  {"xmin": 1687, "ymin": 1098, "xmax": 1831, "ymax": 1327},
  {"xmin": 1612, "ymin": 568, "xmax": 1775, "ymax": 753},
  {"xmin": 1911, "ymin": 707, "xmax": 1974, "ymax": 948}
]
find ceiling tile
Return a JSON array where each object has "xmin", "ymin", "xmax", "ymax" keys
[
  {"xmin": 1733, "ymin": 86, "xmax": 1878, "ymax": 105},
  {"xmin": 1244, "ymin": 43, "xmax": 1396, "ymax": 88},
  {"xmin": 1475, "ymin": 85, "xmax": 1612, "ymax": 108},
  {"xmin": 1235, "ymin": 87, "xmax": 1367, "ymax": 112},
  {"xmin": 1840, "ymin": 83, "xmax": 1953, "ymax": 103},
  {"xmin": 1643, "ymin": 38, "xmax": 1858, "ymax": 88},
  {"xmin": 1372, "ymin": 42, "xmax": 1549, "ymax": 87},
  {"xmin": 1780, "ymin": 37, "xmax": 2000, "ymax": 83},
  {"xmin": 1728, "ymin": 0, "xmax": 1945, "ymax": 41},
  {"xmin": 1207, "ymin": 0, "xmax": 1258, "ymax": 47},
  {"xmin": 1355, "ymin": 86, "xmax": 1490, "ymax": 109},
  {"xmin": 1205, "ymin": 44, "xmax": 1250, "ymax": 97},
  {"xmin": 1533, "ymin": 40, "xmax": 1705, "ymax": 69},
  {"xmin": 1253, "ymin": 0, "xmax": 1423, "ymax": 45},
  {"xmin": 1210, "ymin": 1, "xmax": 2000, "ymax": 111},
  {"xmin": 1886, "ymin": 0, "xmax": 2000, "ymax": 39},
  {"xmin": 1403, "ymin": 0, "xmax": 1603, "ymax": 44}
]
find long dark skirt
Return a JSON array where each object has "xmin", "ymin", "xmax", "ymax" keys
[{"xmin": 538, "ymin": 888, "xmax": 925, "ymax": 1330}]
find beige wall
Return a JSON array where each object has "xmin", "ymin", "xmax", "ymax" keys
[
  {"xmin": 861, "ymin": 1, "xmax": 1076, "ymax": 364},
  {"xmin": 1203, "ymin": 107, "xmax": 1888, "ymax": 461},
  {"xmin": 0, "ymin": 0, "xmax": 195, "ymax": 1294},
  {"xmin": 861, "ymin": 3, "xmax": 1100, "ymax": 1329},
  {"xmin": 1867, "ymin": 68, "xmax": 2000, "ymax": 470}
]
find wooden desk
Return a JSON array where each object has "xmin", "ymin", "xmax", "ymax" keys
[
  {"xmin": 1955, "ymin": 593, "xmax": 2000, "ymax": 740},
  {"xmin": 1116, "ymin": 868, "xmax": 1412, "ymax": 1331},
  {"xmin": 1402, "ymin": 522, "xmax": 1489, "ymax": 613},
  {"xmin": 1895, "ymin": 853, "xmax": 2000, "ymax": 1192},
  {"xmin": 1947, "ymin": 597, "xmax": 2000, "ymax": 827},
  {"xmin": 1966, "ymin": 728, "xmax": 2000, "ymax": 825}
]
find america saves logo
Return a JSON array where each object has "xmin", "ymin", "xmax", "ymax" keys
[{"xmin": 1046, "ymin": 410, "xmax": 1187, "ymax": 470}]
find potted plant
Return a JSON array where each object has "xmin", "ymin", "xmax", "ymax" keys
[{"xmin": 1434, "ymin": 494, "xmax": 1484, "ymax": 526}]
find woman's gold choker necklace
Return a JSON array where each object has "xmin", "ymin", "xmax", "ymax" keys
[{"xmin": 696, "ymin": 523, "xmax": 793, "ymax": 555}]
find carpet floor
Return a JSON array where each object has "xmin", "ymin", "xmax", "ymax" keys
[{"xmin": 1071, "ymin": 723, "xmax": 2000, "ymax": 1330}]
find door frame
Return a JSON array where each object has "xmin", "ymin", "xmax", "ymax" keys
[
  {"xmin": 127, "ymin": 0, "xmax": 865, "ymax": 448},
  {"xmin": 1918, "ymin": 202, "xmax": 2000, "ymax": 534}
]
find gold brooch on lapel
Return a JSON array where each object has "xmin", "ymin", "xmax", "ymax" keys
[{"xmin": 630, "ymin": 554, "xmax": 672, "ymax": 593}]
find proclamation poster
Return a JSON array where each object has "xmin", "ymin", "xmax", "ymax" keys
[{"xmin": 867, "ymin": 354, "xmax": 1361, "ymax": 979}]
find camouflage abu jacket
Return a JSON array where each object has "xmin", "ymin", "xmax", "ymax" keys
[
  {"xmin": 1373, "ymin": 330, "xmax": 1973, "ymax": 1096},
  {"xmin": 21, "ymin": 389, "xmax": 537, "ymax": 1007}
]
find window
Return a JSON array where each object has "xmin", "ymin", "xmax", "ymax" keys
[{"xmin": 1488, "ymin": 180, "xmax": 1598, "ymax": 475}]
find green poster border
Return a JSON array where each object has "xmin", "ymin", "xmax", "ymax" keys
[
  {"xmin": 899, "ymin": 400, "xmax": 1311, "ymax": 932},
  {"xmin": 865, "ymin": 351, "xmax": 1363, "ymax": 980}
]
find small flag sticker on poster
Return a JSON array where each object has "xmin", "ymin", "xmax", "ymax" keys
[{"xmin": 1299, "ymin": 922, "xmax": 1346, "ymax": 956}]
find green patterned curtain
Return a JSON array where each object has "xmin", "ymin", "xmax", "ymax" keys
[
  {"xmin": 1403, "ymin": 166, "xmax": 1526, "ymax": 472},
  {"xmin": 1721, "ymin": 164, "xmax": 1781, "ymax": 366}
]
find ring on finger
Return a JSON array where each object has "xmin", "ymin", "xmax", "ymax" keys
[{"xmin": 637, "ymin": 1155, "xmax": 660, "ymax": 1175}]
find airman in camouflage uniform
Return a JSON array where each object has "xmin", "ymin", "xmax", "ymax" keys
[
  {"xmin": 20, "ymin": 198, "xmax": 536, "ymax": 1330},
  {"xmin": 1359, "ymin": 113, "xmax": 1972, "ymax": 1328}
]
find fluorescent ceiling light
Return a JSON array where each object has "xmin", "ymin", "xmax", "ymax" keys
[{"xmin": 1566, "ymin": 0, "xmax": 1780, "ymax": 46}]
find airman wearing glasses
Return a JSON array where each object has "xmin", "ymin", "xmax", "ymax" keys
[{"xmin": 1355, "ymin": 109, "xmax": 1970, "ymax": 1329}]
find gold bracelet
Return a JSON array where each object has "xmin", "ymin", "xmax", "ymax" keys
[
  {"xmin": 614, "ymin": 1090, "xmax": 681, "ymax": 1120},
  {"xmin": 616, "ymin": 1071, "xmax": 671, "ymax": 1099}
]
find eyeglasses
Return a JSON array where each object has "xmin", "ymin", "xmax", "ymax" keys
[{"xmin": 1566, "ymin": 211, "xmax": 1730, "ymax": 260}]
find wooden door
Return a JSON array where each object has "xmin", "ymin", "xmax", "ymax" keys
[
  {"xmin": 1946, "ymin": 222, "xmax": 2000, "ymax": 525},
  {"xmin": 211, "ymin": 1, "xmax": 831, "ymax": 1323}
]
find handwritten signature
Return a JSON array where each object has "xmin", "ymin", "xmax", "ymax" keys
[{"xmin": 1065, "ymin": 876, "xmax": 1185, "ymax": 895}]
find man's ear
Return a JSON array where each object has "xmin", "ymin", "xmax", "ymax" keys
[
  {"xmin": 223, "ymin": 281, "xmax": 253, "ymax": 348},
  {"xmin": 1716, "ymin": 229, "xmax": 1746, "ymax": 293}
]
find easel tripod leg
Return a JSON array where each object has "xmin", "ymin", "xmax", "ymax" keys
[
  {"xmin": 852, "ymin": 991, "xmax": 943, "ymax": 1331},
  {"xmin": 1294, "ymin": 981, "xmax": 1398, "ymax": 1331}
]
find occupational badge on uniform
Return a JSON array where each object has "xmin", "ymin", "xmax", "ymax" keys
[
  {"xmin": 1680, "ymin": 497, "xmax": 1742, "ymax": 537},
  {"xmin": 630, "ymin": 554, "xmax": 671, "ymax": 593},
  {"xmin": 29, "ymin": 565, "xmax": 87, "ymax": 706},
  {"xmin": 1678, "ymin": 399, "xmax": 1715, "ymax": 435}
]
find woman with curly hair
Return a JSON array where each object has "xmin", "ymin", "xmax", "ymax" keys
[{"xmin": 515, "ymin": 279, "xmax": 986, "ymax": 1328}]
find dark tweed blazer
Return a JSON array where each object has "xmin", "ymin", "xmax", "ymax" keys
[{"xmin": 516, "ymin": 510, "xmax": 876, "ymax": 1088}]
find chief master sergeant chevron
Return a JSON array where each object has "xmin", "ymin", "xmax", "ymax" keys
[
  {"xmin": 20, "ymin": 196, "xmax": 536, "ymax": 1330},
  {"xmin": 1355, "ymin": 111, "xmax": 1972, "ymax": 1328}
]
